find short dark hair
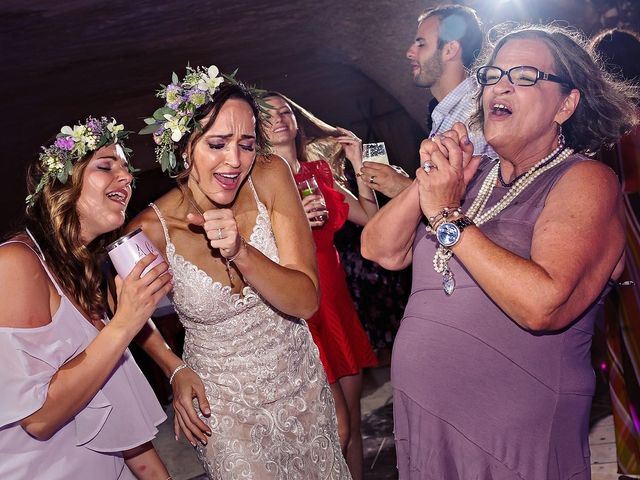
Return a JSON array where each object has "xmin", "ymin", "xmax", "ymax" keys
[
  {"xmin": 470, "ymin": 24, "xmax": 640, "ymax": 153},
  {"xmin": 419, "ymin": 4, "xmax": 483, "ymax": 68}
]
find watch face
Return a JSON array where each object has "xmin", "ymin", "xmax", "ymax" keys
[{"xmin": 436, "ymin": 222, "xmax": 460, "ymax": 247}]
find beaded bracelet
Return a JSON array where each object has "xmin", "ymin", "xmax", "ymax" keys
[
  {"xmin": 225, "ymin": 236, "xmax": 247, "ymax": 264},
  {"xmin": 427, "ymin": 206, "xmax": 462, "ymax": 228},
  {"xmin": 169, "ymin": 364, "xmax": 189, "ymax": 385},
  {"xmin": 224, "ymin": 236, "xmax": 248, "ymax": 285}
]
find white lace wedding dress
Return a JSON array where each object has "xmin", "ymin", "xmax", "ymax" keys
[{"xmin": 150, "ymin": 179, "xmax": 349, "ymax": 479}]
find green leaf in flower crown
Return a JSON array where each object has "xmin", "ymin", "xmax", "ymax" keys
[
  {"xmin": 139, "ymin": 123, "xmax": 162, "ymax": 135},
  {"xmin": 153, "ymin": 107, "xmax": 175, "ymax": 121},
  {"xmin": 172, "ymin": 72, "xmax": 179, "ymax": 84},
  {"xmin": 58, "ymin": 168, "xmax": 69, "ymax": 184},
  {"xmin": 168, "ymin": 151, "xmax": 177, "ymax": 170},
  {"xmin": 143, "ymin": 118, "xmax": 156, "ymax": 125},
  {"xmin": 160, "ymin": 149, "xmax": 170, "ymax": 172}
]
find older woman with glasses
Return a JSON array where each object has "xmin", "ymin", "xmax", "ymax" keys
[{"xmin": 362, "ymin": 24, "xmax": 638, "ymax": 479}]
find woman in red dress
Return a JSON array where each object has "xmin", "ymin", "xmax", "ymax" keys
[{"xmin": 264, "ymin": 92, "xmax": 378, "ymax": 480}]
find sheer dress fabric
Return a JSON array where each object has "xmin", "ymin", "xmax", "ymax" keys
[{"xmin": 150, "ymin": 178, "xmax": 350, "ymax": 479}]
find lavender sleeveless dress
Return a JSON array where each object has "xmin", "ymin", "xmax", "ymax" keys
[
  {"xmin": 392, "ymin": 154, "xmax": 605, "ymax": 479},
  {"xmin": 0, "ymin": 235, "xmax": 166, "ymax": 479}
]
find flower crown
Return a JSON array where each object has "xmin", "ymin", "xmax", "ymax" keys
[
  {"xmin": 141, "ymin": 65, "xmax": 271, "ymax": 176},
  {"xmin": 140, "ymin": 65, "xmax": 231, "ymax": 175},
  {"xmin": 26, "ymin": 116, "xmax": 131, "ymax": 207}
]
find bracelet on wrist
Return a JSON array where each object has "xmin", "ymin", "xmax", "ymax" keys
[
  {"xmin": 169, "ymin": 364, "xmax": 189, "ymax": 385},
  {"xmin": 427, "ymin": 206, "xmax": 462, "ymax": 227},
  {"xmin": 225, "ymin": 236, "xmax": 247, "ymax": 264}
]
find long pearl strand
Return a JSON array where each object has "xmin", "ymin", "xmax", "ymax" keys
[
  {"xmin": 467, "ymin": 146, "xmax": 573, "ymax": 226},
  {"xmin": 431, "ymin": 146, "xmax": 574, "ymax": 295}
]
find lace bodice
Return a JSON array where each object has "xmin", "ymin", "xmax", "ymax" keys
[
  {"xmin": 151, "ymin": 181, "xmax": 279, "ymax": 329},
  {"xmin": 149, "ymin": 179, "xmax": 349, "ymax": 479}
]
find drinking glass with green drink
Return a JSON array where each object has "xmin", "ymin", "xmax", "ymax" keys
[{"xmin": 296, "ymin": 175, "xmax": 328, "ymax": 223}]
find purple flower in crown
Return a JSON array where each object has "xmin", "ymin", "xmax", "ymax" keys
[
  {"xmin": 54, "ymin": 136, "xmax": 75, "ymax": 151},
  {"xmin": 188, "ymin": 88, "xmax": 207, "ymax": 108},
  {"xmin": 86, "ymin": 117, "xmax": 103, "ymax": 135},
  {"xmin": 152, "ymin": 126, "xmax": 166, "ymax": 145},
  {"xmin": 166, "ymin": 84, "xmax": 183, "ymax": 110}
]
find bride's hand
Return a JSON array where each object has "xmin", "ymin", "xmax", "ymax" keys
[
  {"xmin": 187, "ymin": 209, "xmax": 243, "ymax": 259},
  {"xmin": 170, "ymin": 366, "xmax": 212, "ymax": 446}
]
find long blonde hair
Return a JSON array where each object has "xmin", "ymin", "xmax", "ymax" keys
[{"xmin": 263, "ymin": 92, "xmax": 347, "ymax": 184}]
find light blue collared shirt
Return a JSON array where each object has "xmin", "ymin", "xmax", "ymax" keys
[{"xmin": 429, "ymin": 76, "xmax": 493, "ymax": 157}]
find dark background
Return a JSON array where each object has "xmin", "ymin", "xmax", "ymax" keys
[{"xmin": 1, "ymin": 0, "xmax": 638, "ymax": 232}]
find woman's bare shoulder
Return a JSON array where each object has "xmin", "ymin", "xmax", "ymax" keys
[
  {"xmin": 552, "ymin": 157, "xmax": 620, "ymax": 203},
  {"xmin": 0, "ymin": 240, "xmax": 54, "ymax": 328},
  {"xmin": 252, "ymin": 155, "xmax": 295, "ymax": 194},
  {"xmin": 125, "ymin": 188, "xmax": 184, "ymax": 250}
]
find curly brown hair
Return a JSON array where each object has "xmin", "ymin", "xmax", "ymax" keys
[
  {"xmin": 24, "ymin": 153, "xmax": 117, "ymax": 320},
  {"xmin": 469, "ymin": 23, "xmax": 640, "ymax": 154}
]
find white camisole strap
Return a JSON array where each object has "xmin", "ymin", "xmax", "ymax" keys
[
  {"xmin": 247, "ymin": 176, "xmax": 263, "ymax": 210},
  {"xmin": 149, "ymin": 178, "xmax": 262, "ymax": 246},
  {"xmin": 149, "ymin": 203, "xmax": 171, "ymax": 246}
]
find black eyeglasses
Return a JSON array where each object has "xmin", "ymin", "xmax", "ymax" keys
[{"xmin": 476, "ymin": 65, "xmax": 573, "ymax": 88}]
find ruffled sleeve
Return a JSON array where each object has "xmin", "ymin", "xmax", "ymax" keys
[
  {"xmin": 0, "ymin": 323, "xmax": 82, "ymax": 427},
  {"xmin": 74, "ymin": 349, "xmax": 166, "ymax": 452},
  {"xmin": 0, "ymin": 313, "xmax": 165, "ymax": 453}
]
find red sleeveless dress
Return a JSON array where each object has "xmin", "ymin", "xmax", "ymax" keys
[{"xmin": 294, "ymin": 160, "xmax": 378, "ymax": 384}]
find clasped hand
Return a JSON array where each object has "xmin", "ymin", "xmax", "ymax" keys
[
  {"xmin": 187, "ymin": 209, "xmax": 243, "ymax": 259},
  {"xmin": 416, "ymin": 122, "xmax": 483, "ymax": 219}
]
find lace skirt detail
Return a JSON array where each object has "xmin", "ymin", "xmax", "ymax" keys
[{"xmin": 183, "ymin": 312, "xmax": 350, "ymax": 479}]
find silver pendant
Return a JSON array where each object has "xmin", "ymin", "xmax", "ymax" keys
[{"xmin": 443, "ymin": 269, "xmax": 455, "ymax": 296}]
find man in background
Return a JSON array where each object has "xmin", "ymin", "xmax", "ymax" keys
[{"xmin": 362, "ymin": 4, "xmax": 491, "ymax": 198}]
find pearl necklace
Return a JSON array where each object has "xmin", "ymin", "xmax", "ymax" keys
[
  {"xmin": 431, "ymin": 146, "xmax": 574, "ymax": 295},
  {"xmin": 466, "ymin": 147, "xmax": 573, "ymax": 226},
  {"xmin": 497, "ymin": 143, "xmax": 564, "ymax": 187}
]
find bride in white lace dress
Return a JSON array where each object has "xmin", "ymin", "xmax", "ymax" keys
[{"xmin": 126, "ymin": 70, "xmax": 350, "ymax": 479}]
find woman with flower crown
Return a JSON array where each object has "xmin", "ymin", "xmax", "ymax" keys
[
  {"xmin": 127, "ymin": 66, "xmax": 350, "ymax": 479},
  {"xmin": 0, "ymin": 117, "xmax": 174, "ymax": 479},
  {"xmin": 362, "ymin": 24, "xmax": 638, "ymax": 479}
]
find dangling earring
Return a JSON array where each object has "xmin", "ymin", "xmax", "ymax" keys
[
  {"xmin": 182, "ymin": 153, "xmax": 190, "ymax": 169},
  {"xmin": 558, "ymin": 124, "xmax": 565, "ymax": 147}
]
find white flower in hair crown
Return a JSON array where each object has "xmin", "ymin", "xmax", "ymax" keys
[
  {"xmin": 26, "ymin": 116, "xmax": 132, "ymax": 207},
  {"xmin": 140, "ymin": 65, "xmax": 232, "ymax": 175}
]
